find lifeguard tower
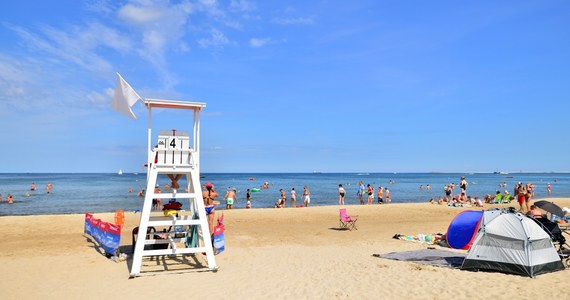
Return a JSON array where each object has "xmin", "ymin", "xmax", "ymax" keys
[{"xmin": 129, "ymin": 98, "xmax": 217, "ymax": 277}]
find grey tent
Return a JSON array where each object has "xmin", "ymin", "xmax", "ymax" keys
[{"xmin": 461, "ymin": 210, "xmax": 564, "ymax": 277}]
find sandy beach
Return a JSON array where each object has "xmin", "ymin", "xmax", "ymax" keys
[{"xmin": 1, "ymin": 198, "xmax": 569, "ymax": 300}]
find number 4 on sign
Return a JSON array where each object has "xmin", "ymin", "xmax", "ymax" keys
[{"xmin": 170, "ymin": 138, "xmax": 177, "ymax": 148}]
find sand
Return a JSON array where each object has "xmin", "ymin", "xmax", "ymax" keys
[{"xmin": 1, "ymin": 198, "xmax": 569, "ymax": 300}]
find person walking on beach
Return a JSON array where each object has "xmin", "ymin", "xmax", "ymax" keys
[
  {"xmin": 357, "ymin": 181, "xmax": 365, "ymax": 205},
  {"xmin": 224, "ymin": 188, "xmax": 237, "ymax": 209},
  {"xmin": 338, "ymin": 184, "xmax": 345, "ymax": 205},
  {"xmin": 367, "ymin": 184, "xmax": 374, "ymax": 205},
  {"xmin": 291, "ymin": 188, "xmax": 297, "ymax": 207},
  {"xmin": 303, "ymin": 186, "xmax": 311, "ymax": 207},
  {"xmin": 385, "ymin": 188, "xmax": 391, "ymax": 204}
]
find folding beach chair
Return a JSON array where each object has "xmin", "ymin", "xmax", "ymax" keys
[{"xmin": 339, "ymin": 208, "xmax": 358, "ymax": 230}]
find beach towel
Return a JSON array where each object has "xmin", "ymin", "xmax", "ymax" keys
[
  {"xmin": 374, "ymin": 249, "xmax": 466, "ymax": 269},
  {"xmin": 185, "ymin": 211, "xmax": 199, "ymax": 248}
]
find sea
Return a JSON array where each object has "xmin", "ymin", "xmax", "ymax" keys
[{"xmin": 0, "ymin": 172, "xmax": 568, "ymax": 216}]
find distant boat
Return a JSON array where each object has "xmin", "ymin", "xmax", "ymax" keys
[{"xmin": 118, "ymin": 169, "xmax": 123, "ymax": 175}]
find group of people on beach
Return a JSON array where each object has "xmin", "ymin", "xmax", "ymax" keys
[
  {"xmin": 354, "ymin": 181, "xmax": 391, "ymax": 205},
  {"xmin": 275, "ymin": 186, "xmax": 311, "ymax": 208},
  {"xmin": 428, "ymin": 177, "xmax": 542, "ymax": 213}
]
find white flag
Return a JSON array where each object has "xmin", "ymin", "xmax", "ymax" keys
[{"xmin": 111, "ymin": 72, "xmax": 141, "ymax": 120}]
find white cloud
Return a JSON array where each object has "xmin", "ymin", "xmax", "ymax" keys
[
  {"xmin": 272, "ymin": 17, "xmax": 314, "ymax": 25},
  {"xmin": 87, "ymin": 89, "xmax": 113, "ymax": 108},
  {"xmin": 117, "ymin": 1, "xmax": 192, "ymax": 56},
  {"xmin": 230, "ymin": 0, "xmax": 256, "ymax": 12},
  {"xmin": 198, "ymin": 28, "xmax": 231, "ymax": 48},
  {"xmin": 249, "ymin": 37, "xmax": 271, "ymax": 48},
  {"xmin": 9, "ymin": 22, "xmax": 130, "ymax": 74},
  {"xmin": 118, "ymin": 3, "xmax": 167, "ymax": 24}
]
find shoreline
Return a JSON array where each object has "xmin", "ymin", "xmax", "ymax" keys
[
  {"xmin": 2, "ymin": 196, "xmax": 568, "ymax": 217},
  {"xmin": 1, "ymin": 198, "xmax": 568, "ymax": 299}
]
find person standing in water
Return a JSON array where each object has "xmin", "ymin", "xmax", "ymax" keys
[
  {"xmin": 357, "ymin": 181, "xmax": 365, "ymax": 205},
  {"xmin": 303, "ymin": 186, "xmax": 311, "ymax": 207},
  {"xmin": 224, "ymin": 188, "xmax": 237, "ymax": 209},
  {"xmin": 46, "ymin": 182, "xmax": 53, "ymax": 194},
  {"xmin": 246, "ymin": 189, "xmax": 252, "ymax": 208},
  {"xmin": 338, "ymin": 184, "xmax": 345, "ymax": 205},
  {"xmin": 291, "ymin": 187, "xmax": 297, "ymax": 207}
]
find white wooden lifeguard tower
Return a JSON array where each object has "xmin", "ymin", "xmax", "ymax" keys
[{"xmin": 129, "ymin": 98, "xmax": 217, "ymax": 277}]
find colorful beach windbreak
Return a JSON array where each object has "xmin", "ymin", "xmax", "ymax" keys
[{"xmin": 84, "ymin": 213, "xmax": 122, "ymax": 255}]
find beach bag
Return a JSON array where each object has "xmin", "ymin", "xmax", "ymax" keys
[{"xmin": 213, "ymin": 213, "xmax": 225, "ymax": 255}]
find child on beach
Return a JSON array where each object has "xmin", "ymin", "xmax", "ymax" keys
[{"xmin": 246, "ymin": 189, "xmax": 251, "ymax": 209}]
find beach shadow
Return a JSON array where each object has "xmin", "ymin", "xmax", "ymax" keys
[
  {"xmin": 125, "ymin": 253, "xmax": 213, "ymax": 277},
  {"xmin": 83, "ymin": 234, "xmax": 111, "ymax": 258},
  {"xmin": 328, "ymin": 227, "xmax": 350, "ymax": 231}
]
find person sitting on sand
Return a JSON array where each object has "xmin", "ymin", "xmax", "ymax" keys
[
  {"xmin": 474, "ymin": 196, "xmax": 483, "ymax": 207},
  {"xmin": 494, "ymin": 190, "xmax": 503, "ymax": 204},
  {"xmin": 527, "ymin": 205, "xmax": 544, "ymax": 218}
]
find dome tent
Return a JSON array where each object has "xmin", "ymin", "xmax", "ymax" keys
[{"xmin": 461, "ymin": 210, "xmax": 564, "ymax": 277}]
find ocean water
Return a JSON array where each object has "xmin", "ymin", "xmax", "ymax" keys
[{"xmin": 0, "ymin": 173, "xmax": 568, "ymax": 216}]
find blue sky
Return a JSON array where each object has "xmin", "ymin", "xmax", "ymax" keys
[{"xmin": 0, "ymin": 0, "xmax": 569, "ymax": 173}]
